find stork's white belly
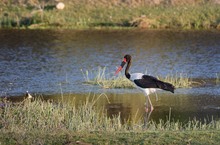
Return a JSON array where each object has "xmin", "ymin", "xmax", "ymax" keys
[
  {"xmin": 129, "ymin": 72, "xmax": 161, "ymax": 95},
  {"xmin": 139, "ymin": 87, "xmax": 157, "ymax": 95}
]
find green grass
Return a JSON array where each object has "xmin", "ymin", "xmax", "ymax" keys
[
  {"xmin": 216, "ymin": 73, "xmax": 220, "ymax": 84},
  {"xmin": 1, "ymin": 130, "xmax": 220, "ymax": 144},
  {"xmin": 0, "ymin": 97, "xmax": 220, "ymax": 144},
  {"xmin": 158, "ymin": 73, "xmax": 201, "ymax": 88},
  {"xmin": 81, "ymin": 67, "xmax": 134, "ymax": 89},
  {"xmin": 1, "ymin": 1, "xmax": 220, "ymax": 29},
  {"xmin": 82, "ymin": 67, "xmax": 196, "ymax": 89}
]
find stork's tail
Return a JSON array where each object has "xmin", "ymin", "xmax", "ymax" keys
[{"xmin": 156, "ymin": 80, "xmax": 175, "ymax": 93}]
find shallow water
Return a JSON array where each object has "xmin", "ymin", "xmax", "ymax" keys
[{"xmin": 0, "ymin": 29, "xmax": 220, "ymax": 122}]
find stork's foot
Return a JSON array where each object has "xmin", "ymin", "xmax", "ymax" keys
[{"xmin": 150, "ymin": 106, "xmax": 154, "ymax": 111}]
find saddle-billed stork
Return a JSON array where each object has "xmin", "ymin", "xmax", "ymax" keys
[{"xmin": 115, "ymin": 54, "xmax": 175, "ymax": 112}]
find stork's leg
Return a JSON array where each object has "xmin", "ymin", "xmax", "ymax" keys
[
  {"xmin": 147, "ymin": 95, "xmax": 154, "ymax": 111},
  {"xmin": 145, "ymin": 95, "xmax": 149, "ymax": 112},
  {"xmin": 145, "ymin": 95, "xmax": 154, "ymax": 112}
]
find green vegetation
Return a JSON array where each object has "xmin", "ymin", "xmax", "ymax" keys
[
  {"xmin": 82, "ymin": 67, "xmax": 196, "ymax": 88},
  {"xmin": 81, "ymin": 67, "xmax": 134, "ymax": 89},
  {"xmin": 216, "ymin": 73, "xmax": 220, "ymax": 84},
  {"xmin": 157, "ymin": 73, "xmax": 200, "ymax": 88},
  {"xmin": 0, "ymin": 98, "xmax": 220, "ymax": 144},
  {"xmin": 1, "ymin": 0, "xmax": 220, "ymax": 29}
]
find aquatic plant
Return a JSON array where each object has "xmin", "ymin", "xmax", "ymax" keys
[
  {"xmin": 82, "ymin": 67, "xmax": 195, "ymax": 88},
  {"xmin": 81, "ymin": 67, "xmax": 134, "ymax": 89},
  {"xmin": 157, "ymin": 73, "xmax": 196, "ymax": 88}
]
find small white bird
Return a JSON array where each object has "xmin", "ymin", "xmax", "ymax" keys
[
  {"xmin": 26, "ymin": 91, "xmax": 33, "ymax": 99},
  {"xmin": 56, "ymin": 2, "xmax": 65, "ymax": 10}
]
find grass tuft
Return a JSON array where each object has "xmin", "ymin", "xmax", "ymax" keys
[
  {"xmin": 157, "ymin": 73, "xmax": 200, "ymax": 88},
  {"xmin": 82, "ymin": 67, "xmax": 196, "ymax": 89},
  {"xmin": 81, "ymin": 67, "xmax": 134, "ymax": 89}
]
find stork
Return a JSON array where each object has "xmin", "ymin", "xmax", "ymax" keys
[{"xmin": 115, "ymin": 54, "xmax": 175, "ymax": 112}]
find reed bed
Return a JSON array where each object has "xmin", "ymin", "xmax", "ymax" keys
[
  {"xmin": 1, "ymin": 97, "xmax": 220, "ymax": 144},
  {"xmin": 82, "ymin": 67, "xmax": 195, "ymax": 89},
  {"xmin": 1, "ymin": 98, "xmax": 220, "ymax": 133},
  {"xmin": 0, "ymin": 97, "xmax": 121, "ymax": 133},
  {"xmin": 1, "ymin": 1, "xmax": 220, "ymax": 29}
]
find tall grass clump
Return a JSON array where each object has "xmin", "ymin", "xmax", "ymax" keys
[
  {"xmin": 81, "ymin": 67, "xmax": 134, "ymax": 89},
  {"xmin": 158, "ymin": 73, "xmax": 198, "ymax": 88},
  {"xmin": 82, "ymin": 67, "xmax": 196, "ymax": 89},
  {"xmin": 0, "ymin": 97, "xmax": 126, "ymax": 133}
]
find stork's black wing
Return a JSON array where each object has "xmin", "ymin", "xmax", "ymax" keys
[
  {"xmin": 134, "ymin": 75, "xmax": 175, "ymax": 93},
  {"xmin": 134, "ymin": 75, "xmax": 158, "ymax": 88}
]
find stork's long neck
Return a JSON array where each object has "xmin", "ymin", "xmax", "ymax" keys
[{"xmin": 125, "ymin": 60, "xmax": 131, "ymax": 79}]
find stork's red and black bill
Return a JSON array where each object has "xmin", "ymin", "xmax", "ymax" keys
[{"xmin": 115, "ymin": 58, "xmax": 127, "ymax": 75}]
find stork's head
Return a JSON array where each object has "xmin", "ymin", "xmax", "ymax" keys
[{"xmin": 115, "ymin": 54, "xmax": 131, "ymax": 75}]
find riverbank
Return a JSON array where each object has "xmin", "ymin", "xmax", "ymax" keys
[
  {"xmin": 1, "ymin": 130, "xmax": 220, "ymax": 144},
  {"xmin": 1, "ymin": 1, "xmax": 220, "ymax": 29}
]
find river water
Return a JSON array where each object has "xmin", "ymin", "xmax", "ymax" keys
[{"xmin": 0, "ymin": 29, "xmax": 220, "ymax": 122}]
